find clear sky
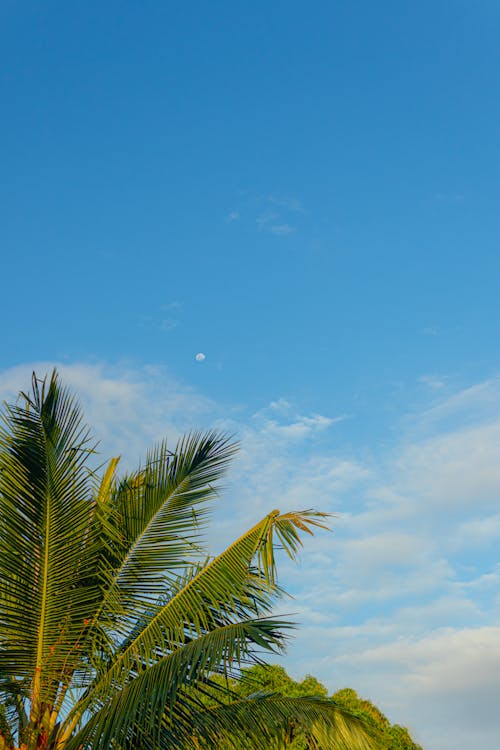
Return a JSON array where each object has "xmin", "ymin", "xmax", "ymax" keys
[{"xmin": 1, "ymin": 3, "xmax": 499, "ymax": 749}]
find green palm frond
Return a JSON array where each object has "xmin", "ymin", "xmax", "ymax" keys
[
  {"xmin": 63, "ymin": 508, "xmax": 314, "ymax": 726},
  {"xmin": 65, "ymin": 617, "xmax": 291, "ymax": 750},
  {"xmin": 0, "ymin": 371, "xmax": 380, "ymax": 750},
  {"xmin": 0, "ymin": 372, "xmax": 100, "ymax": 703},
  {"xmin": 190, "ymin": 693, "xmax": 379, "ymax": 750},
  {"xmin": 96, "ymin": 432, "xmax": 238, "ymax": 621}
]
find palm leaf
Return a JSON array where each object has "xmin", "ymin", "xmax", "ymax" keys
[
  {"xmin": 65, "ymin": 617, "xmax": 291, "ymax": 749},
  {"xmin": 96, "ymin": 432, "xmax": 238, "ymax": 623},
  {"xmin": 190, "ymin": 693, "xmax": 379, "ymax": 750},
  {"xmin": 61, "ymin": 509, "xmax": 326, "ymax": 742},
  {"xmin": 0, "ymin": 372, "xmax": 100, "ymax": 709}
]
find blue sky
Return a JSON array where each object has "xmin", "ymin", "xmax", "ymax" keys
[{"xmin": 1, "ymin": 3, "xmax": 499, "ymax": 748}]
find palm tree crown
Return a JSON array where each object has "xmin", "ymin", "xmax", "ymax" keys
[{"xmin": 0, "ymin": 372, "xmax": 376, "ymax": 750}]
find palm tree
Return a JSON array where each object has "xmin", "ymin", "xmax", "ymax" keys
[{"xmin": 0, "ymin": 371, "xmax": 376, "ymax": 750}]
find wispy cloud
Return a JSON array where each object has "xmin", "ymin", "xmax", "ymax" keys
[
  {"xmin": 333, "ymin": 627, "xmax": 500, "ymax": 750},
  {"xmin": 239, "ymin": 379, "xmax": 500, "ymax": 750},
  {"xmin": 228, "ymin": 192, "xmax": 303, "ymax": 236},
  {"xmin": 256, "ymin": 211, "xmax": 296, "ymax": 236},
  {"xmin": 160, "ymin": 301, "xmax": 182, "ymax": 311},
  {"xmin": 255, "ymin": 210, "xmax": 277, "ymax": 230},
  {"xmin": 141, "ymin": 302, "xmax": 183, "ymax": 333},
  {"xmin": 267, "ymin": 194, "xmax": 303, "ymax": 212},
  {"xmin": 418, "ymin": 374, "xmax": 448, "ymax": 390},
  {"xmin": 421, "ymin": 325, "xmax": 440, "ymax": 336},
  {"xmin": 417, "ymin": 377, "xmax": 500, "ymax": 432},
  {"xmin": 159, "ymin": 318, "xmax": 178, "ymax": 332},
  {"xmin": 251, "ymin": 400, "xmax": 345, "ymax": 440},
  {"xmin": 270, "ymin": 223, "xmax": 295, "ymax": 236}
]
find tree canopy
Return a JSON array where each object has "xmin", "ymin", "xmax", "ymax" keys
[{"xmin": 331, "ymin": 688, "xmax": 422, "ymax": 750}]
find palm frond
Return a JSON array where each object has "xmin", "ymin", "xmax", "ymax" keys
[
  {"xmin": 62, "ymin": 510, "xmax": 288, "ymax": 724},
  {"xmin": 0, "ymin": 372, "xmax": 100, "ymax": 706},
  {"xmin": 96, "ymin": 432, "xmax": 238, "ymax": 620},
  {"xmin": 189, "ymin": 693, "xmax": 380, "ymax": 750},
  {"xmin": 60, "ymin": 508, "xmax": 329, "ymax": 746},
  {"xmin": 65, "ymin": 616, "xmax": 292, "ymax": 750}
]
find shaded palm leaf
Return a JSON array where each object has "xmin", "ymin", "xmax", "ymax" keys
[{"xmin": 190, "ymin": 693, "xmax": 379, "ymax": 750}]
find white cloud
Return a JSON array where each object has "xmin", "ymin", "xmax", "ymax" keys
[
  {"xmin": 160, "ymin": 301, "xmax": 182, "ymax": 311},
  {"xmin": 453, "ymin": 514, "xmax": 500, "ymax": 549},
  {"xmin": 458, "ymin": 565, "xmax": 500, "ymax": 592},
  {"xmin": 195, "ymin": 353, "xmax": 206, "ymax": 362},
  {"xmin": 140, "ymin": 302, "xmax": 182, "ymax": 333},
  {"xmin": 270, "ymin": 223, "xmax": 295, "ymax": 236},
  {"xmin": 418, "ymin": 377, "xmax": 500, "ymax": 429},
  {"xmin": 421, "ymin": 325, "xmax": 440, "ymax": 336},
  {"xmin": 250, "ymin": 401, "xmax": 343, "ymax": 441},
  {"xmin": 256, "ymin": 210, "xmax": 279, "ymax": 230},
  {"xmin": 395, "ymin": 419, "xmax": 500, "ymax": 514},
  {"xmin": 233, "ymin": 192, "xmax": 303, "ymax": 235},
  {"xmin": 267, "ymin": 195, "xmax": 303, "ymax": 212},
  {"xmin": 336, "ymin": 531, "xmax": 429, "ymax": 573},
  {"xmin": 268, "ymin": 398, "xmax": 292, "ymax": 413},
  {"xmin": 160, "ymin": 318, "xmax": 178, "ymax": 332},
  {"xmin": 338, "ymin": 627, "xmax": 500, "ymax": 750},
  {"xmin": 418, "ymin": 374, "xmax": 448, "ymax": 390},
  {"xmin": 259, "ymin": 413, "xmax": 336, "ymax": 439},
  {"xmin": 252, "ymin": 378, "xmax": 500, "ymax": 749},
  {"xmin": 256, "ymin": 200, "xmax": 298, "ymax": 236}
]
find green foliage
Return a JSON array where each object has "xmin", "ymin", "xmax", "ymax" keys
[
  {"xmin": 237, "ymin": 664, "xmax": 328, "ymax": 699},
  {"xmin": 0, "ymin": 371, "xmax": 378, "ymax": 750},
  {"xmin": 215, "ymin": 666, "xmax": 422, "ymax": 750},
  {"xmin": 331, "ymin": 688, "xmax": 422, "ymax": 750}
]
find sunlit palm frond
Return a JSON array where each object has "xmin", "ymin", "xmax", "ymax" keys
[
  {"xmin": 0, "ymin": 372, "xmax": 100, "ymax": 705},
  {"xmin": 96, "ymin": 432, "xmax": 238, "ymax": 620},
  {"xmin": 62, "ymin": 509, "xmax": 299, "ymax": 726}
]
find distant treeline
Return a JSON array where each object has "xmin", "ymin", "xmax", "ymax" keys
[{"xmin": 209, "ymin": 663, "xmax": 423, "ymax": 750}]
